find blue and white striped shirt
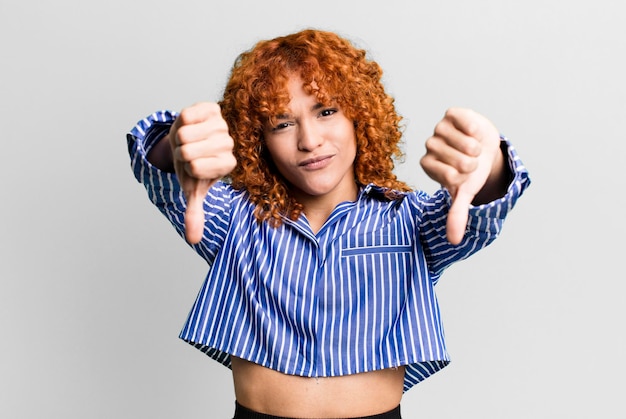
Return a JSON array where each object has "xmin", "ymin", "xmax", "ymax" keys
[{"xmin": 127, "ymin": 110, "xmax": 530, "ymax": 392}]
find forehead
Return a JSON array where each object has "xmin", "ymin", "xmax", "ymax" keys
[
  {"xmin": 286, "ymin": 74, "xmax": 336, "ymax": 103},
  {"xmin": 257, "ymin": 67, "xmax": 343, "ymax": 124},
  {"xmin": 285, "ymin": 76, "xmax": 314, "ymax": 97}
]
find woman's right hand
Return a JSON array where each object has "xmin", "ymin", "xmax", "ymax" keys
[{"xmin": 167, "ymin": 102, "xmax": 236, "ymax": 244}]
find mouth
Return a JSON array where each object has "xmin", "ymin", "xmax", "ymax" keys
[{"xmin": 299, "ymin": 155, "xmax": 334, "ymax": 169}]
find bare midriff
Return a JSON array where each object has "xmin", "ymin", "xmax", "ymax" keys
[{"xmin": 231, "ymin": 356, "xmax": 405, "ymax": 418}]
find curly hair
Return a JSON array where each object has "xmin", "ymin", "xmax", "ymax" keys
[{"xmin": 219, "ymin": 29, "xmax": 411, "ymax": 226}]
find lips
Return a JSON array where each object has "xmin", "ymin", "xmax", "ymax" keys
[{"xmin": 298, "ymin": 155, "xmax": 334, "ymax": 169}]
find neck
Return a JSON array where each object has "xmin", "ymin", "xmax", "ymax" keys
[{"xmin": 295, "ymin": 183, "xmax": 359, "ymax": 234}]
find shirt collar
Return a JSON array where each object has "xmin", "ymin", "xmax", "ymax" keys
[{"xmin": 359, "ymin": 183, "xmax": 407, "ymax": 202}]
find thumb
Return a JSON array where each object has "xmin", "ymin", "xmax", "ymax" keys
[
  {"xmin": 446, "ymin": 189, "xmax": 473, "ymax": 245},
  {"xmin": 184, "ymin": 180, "xmax": 211, "ymax": 245}
]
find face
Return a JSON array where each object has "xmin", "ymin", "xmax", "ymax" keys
[{"xmin": 263, "ymin": 76, "xmax": 358, "ymax": 209}]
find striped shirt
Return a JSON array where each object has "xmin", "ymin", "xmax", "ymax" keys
[{"xmin": 127, "ymin": 110, "xmax": 530, "ymax": 392}]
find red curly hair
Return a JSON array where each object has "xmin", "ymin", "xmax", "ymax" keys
[{"xmin": 219, "ymin": 29, "xmax": 411, "ymax": 226}]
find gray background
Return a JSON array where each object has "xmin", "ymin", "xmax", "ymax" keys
[{"xmin": 1, "ymin": 0, "xmax": 624, "ymax": 418}]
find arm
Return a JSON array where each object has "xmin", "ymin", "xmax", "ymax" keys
[
  {"xmin": 146, "ymin": 133, "xmax": 175, "ymax": 173},
  {"xmin": 148, "ymin": 102, "xmax": 236, "ymax": 244},
  {"xmin": 417, "ymin": 136, "xmax": 530, "ymax": 276},
  {"xmin": 420, "ymin": 108, "xmax": 515, "ymax": 244},
  {"xmin": 471, "ymin": 140, "xmax": 513, "ymax": 205}
]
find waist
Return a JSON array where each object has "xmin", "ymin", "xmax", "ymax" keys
[
  {"xmin": 234, "ymin": 401, "xmax": 401, "ymax": 419},
  {"xmin": 231, "ymin": 357, "xmax": 405, "ymax": 418}
]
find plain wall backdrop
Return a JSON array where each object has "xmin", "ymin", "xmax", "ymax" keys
[{"xmin": 1, "ymin": 0, "xmax": 624, "ymax": 418}]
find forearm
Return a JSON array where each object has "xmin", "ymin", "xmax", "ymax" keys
[
  {"xmin": 472, "ymin": 141, "xmax": 512, "ymax": 205},
  {"xmin": 147, "ymin": 133, "xmax": 175, "ymax": 173}
]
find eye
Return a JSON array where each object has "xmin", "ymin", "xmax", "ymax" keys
[
  {"xmin": 271, "ymin": 121, "xmax": 293, "ymax": 132},
  {"xmin": 319, "ymin": 108, "xmax": 337, "ymax": 117}
]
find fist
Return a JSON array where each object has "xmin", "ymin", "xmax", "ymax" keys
[
  {"xmin": 420, "ymin": 108, "xmax": 505, "ymax": 244},
  {"xmin": 169, "ymin": 102, "xmax": 237, "ymax": 244},
  {"xmin": 170, "ymin": 102, "xmax": 236, "ymax": 182}
]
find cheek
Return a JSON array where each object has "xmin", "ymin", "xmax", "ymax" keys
[
  {"xmin": 264, "ymin": 142, "xmax": 292, "ymax": 174},
  {"xmin": 345, "ymin": 131, "xmax": 358, "ymax": 157}
]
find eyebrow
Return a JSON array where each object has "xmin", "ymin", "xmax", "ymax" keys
[{"xmin": 275, "ymin": 103, "xmax": 326, "ymax": 120}]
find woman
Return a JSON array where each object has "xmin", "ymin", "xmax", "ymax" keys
[{"xmin": 127, "ymin": 29, "xmax": 530, "ymax": 418}]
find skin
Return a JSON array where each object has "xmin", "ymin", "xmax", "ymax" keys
[
  {"xmin": 147, "ymin": 102, "xmax": 236, "ymax": 244},
  {"xmin": 421, "ymin": 107, "xmax": 510, "ymax": 244},
  {"xmin": 230, "ymin": 357, "xmax": 404, "ymax": 418},
  {"xmin": 262, "ymin": 77, "xmax": 359, "ymax": 233},
  {"xmin": 146, "ymin": 75, "xmax": 510, "ymax": 416}
]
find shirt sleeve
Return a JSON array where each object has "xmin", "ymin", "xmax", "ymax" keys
[
  {"xmin": 126, "ymin": 110, "xmax": 232, "ymax": 263},
  {"xmin": 416, "ymin": 137, "xmax": 531, "ymax": 279}
]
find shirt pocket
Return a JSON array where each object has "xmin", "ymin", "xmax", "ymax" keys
[
  {"xmin": 332, "ymin": 234, "xmax": 415, "ymax": 331},
  {"xmin": 339, "ymin": 225, "xmax": 414, "ymax": 258},
  {"xmin": 339, "ymin": 232, "xmax": 415, "ymax": 279}
]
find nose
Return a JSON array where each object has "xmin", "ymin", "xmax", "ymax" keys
[{"xmin": 297, "ymin": 119, "xmax": 323, "ymax": 151}]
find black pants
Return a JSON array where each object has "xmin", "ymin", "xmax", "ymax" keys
[{"xmin": 233, "ymin": 401, "xmax": 402, "ymax": 419}]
